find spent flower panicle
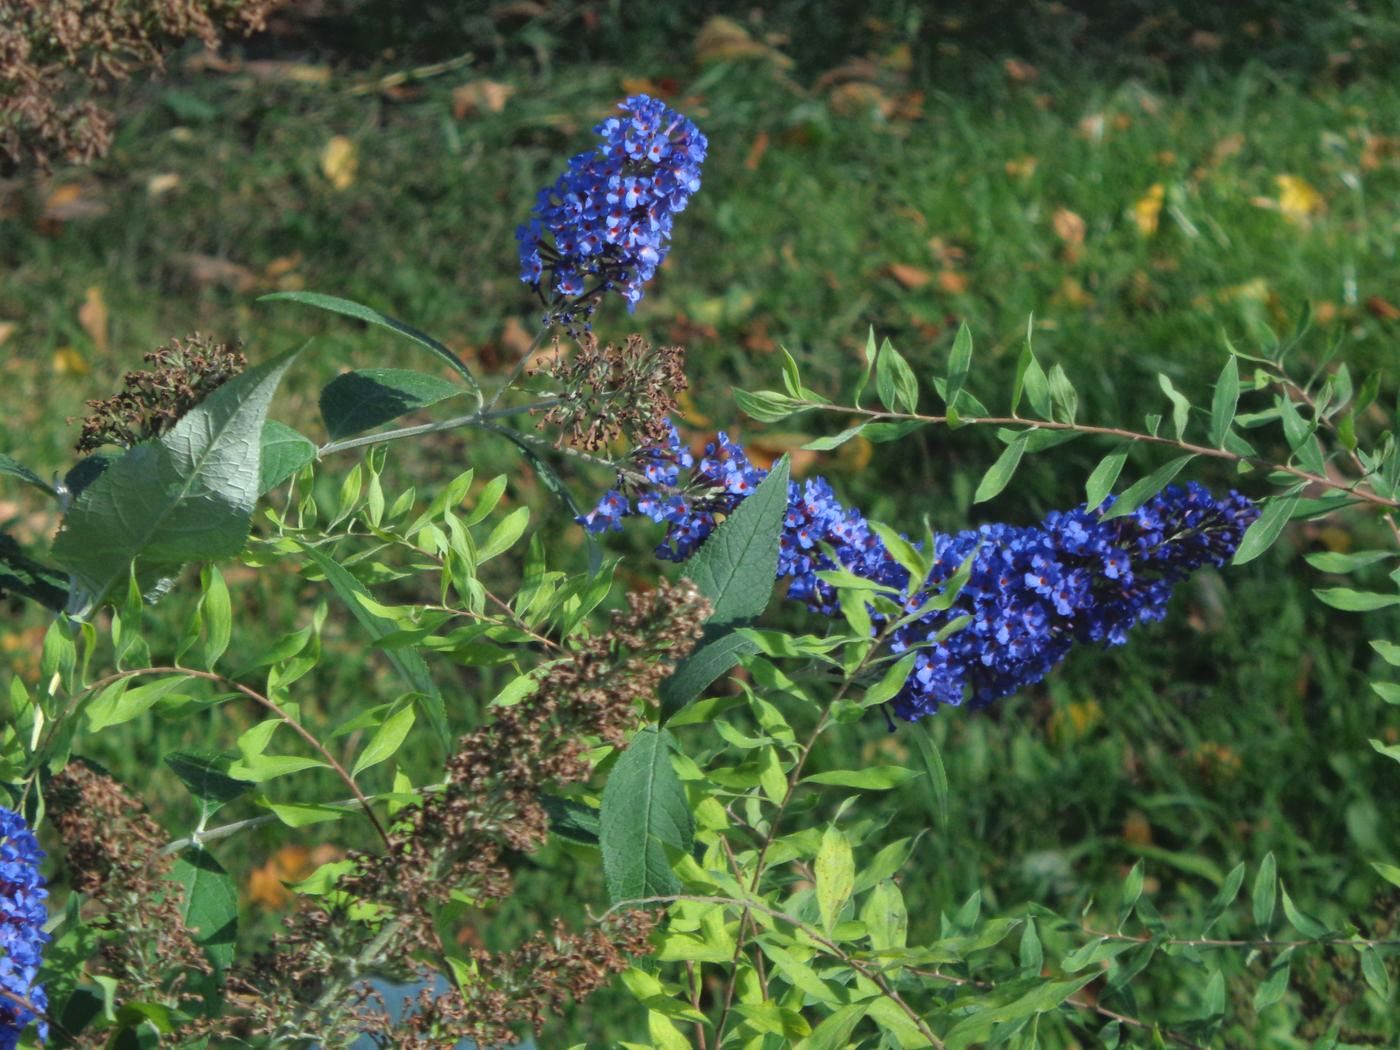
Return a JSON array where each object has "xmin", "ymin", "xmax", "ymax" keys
[
  {"xmin": 582, "ymin": 425, "xmax": 1259, "ymax": 718},
  {"xmin": 518, "ymin": 94, "xmax": 707, "ymax": 326},
  {"xmin": 0, "ymin": 806, "xmax": 48, "ymax": 1049}
]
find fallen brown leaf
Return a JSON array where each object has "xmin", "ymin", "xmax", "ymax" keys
[
  {"xmin": 78, "ymin": 287, "xmax": 108, "ymax": 354},
  {"xmin": 1003, "ymin": 58, "xmax": 1039, "ymax": 83},
  {"xmin": 744, "ymin": 131, "xmax": 770, "ymax": 171},
  {"xmin": 827, "ymin": 82, "xmax": 893, "ymax": 119},
  {"xmin": 886, "ymin": 263, "xmax": 932, "ymax": 289},
  {"xmin": 938, "ymin": 270, "xmax": 969, "ymax": 294},
  {"xmin": 173, "ymin": 253, "xmax": 258, "ymax": 292},
  {"xmin": 0, "ymin": 322, "xmax": 16, "ymax": 347},
  {"xmin": 1366, "ymin": 296, "xmax": 1400, "ymax": 321},
  {"xmin": 43, "ymin": 182, "xmax": 109, "ymax": 222},
  {"xmin": 694, "ymin": 16, "xmax": 793, "ymax": 67},
  {"xmin": 146, "ymin": 172, "xmax": 181, "ymax": 197},
  {"xmin": 1052, "ymin": 207, "xmax": 1085, "ymax": 248},
  {"xmin": 452, "ymin": 79, "xmax": 515, "ymax": 119}
]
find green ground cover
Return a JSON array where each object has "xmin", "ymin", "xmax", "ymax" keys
[{"xmin": 2, "ymin": 2, "xmax": 1398, "ymax": 1044}]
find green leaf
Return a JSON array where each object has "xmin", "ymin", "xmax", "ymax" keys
[
  {"xmin": 1280, "ymin": 883, "xmax": 1329, "ymax": 938},
  {"xmin": 542, "ymin": 794, "xmax": 601, "ymax": 846},
  {"xmin": 944, "ymin": 975, "xmax": 1097, "ymax": 1050},
  {"xmin": 352, "ymin": 702, "xmax": 416, "ymax": 776},
  {"xmin": 1313, "ymin": 589, "xmax": 1400, "ymax": 612},
  {"xmin": 1047, "ymin": 363, "xmax": 1078, "ymax": 423},
  {"xmin": 1084, "ymin": 444, "xmax": 1129, "ymax": 511},
  {"xmin": 260, "ymin": 291, "xmax": 481, "ymax": 400},
  {"xmin": 1233, "ymin": 493, "xmax": 1300, "ymax": 565},
  {"xmin": 734, "ymin": 388, "xmax": 806, "ymax": 422},
  {"xmin": 973, "ymin": 433, "xmax": 1027, "ymax": 504},
  {"xmin": 0, "ymin": 532, "xmax": 68, "ymax": 611},
  {"xmin": 1370, "ymin": 640, "xmax": 1400, "ymax": 666},
  {"xmin": 1372, "ymin": 861, "xmax": 1400, "ymax": 889},
  {"xmin": 1099, "ymin": 455, "xmax": 1197, "ymax": 521},
  {"xmin": 803, "ymin": 767, "xmax": 920, "ymax": 790},
  {"xmin": 87, "ymin": 675, "xmax": 194, "ymax": 731},
  {"xmin": 599, "ymin": 727, "xmax": 693, "ymax": 903},
  {"xmin": 1203, "ymin": 861, "xmax": 1246, "ymax": 933},
  {"xmin": 1369, "ymin": 737, "xmax": 1400, "ymax": 763},
  {"xmin": 862, "ymin": 419, "xmax": 926, "ymax": 443},
  {"xmin": 1360, "ymin": 946, "xmax": 1390, "ymax": 999},
  {"xmin": 907, "ymin": 721, "xmax": 949, "ymax": 827},
  {"xmin": 1253, "ymin": 952, "xmax": 1292, "ymax": 1010},
  {"xmin": 53, "ymin": 348, "xmax": 301, "ymax": 615},
  {"xmin": 258, "ymin": 421, "xmax": 316, "ymax": 494},
  {"xmin": 684, "ymin": 455, "xmax": 790, "ymax": 626},
  {"xmin": 815, "ymin": 824, "xmax": 855, "ymax": 934},
  {"xmin": 1012, "ymin": 321, "xmax": 1051, "ymax": 419},
  {"xmin": 1157, "ymin": 373, "xmax": 1191, "ymax": 441},
  {"xmin": 1209, "ymin": 357, "xmax": 1240, "ymax": 448},
  {"xmin": 803, "ymin": 425, "xmax": 865, "ymax": 451},
  {"xmin": 659, "ymin": 630, "xmax": 758, "ymax": 720},
  {"xmin": 796, "ymin": 1003, "xmax": 870, "ymax": 1050},
  {"xmin": 199, "ymin": 565, "xmax": 231, "ymax": 671},
  {"xmin": 319, "ymin": 368, "xmax": 463, "ymax": 440},
  {"xmin": 298, "ymin": 543, "xmax": 448, "ymax": 750},
  {"xmin": 1304, "ymin": 550, "xmax": 1394, "ymax": 574},
  {"xmin": 170, "ymin": 849, "xmax": 237, "ymax": 973},
  {"xmin": 165, "ymin": 750, "xmax": 255, "ymax": 825},
  {"xmin": 0, "ymin": 453, "xmax": 54, "ymax": 497},
  {"xmin": 1252, "ymin": 851, "xmax": 1277, "ymax": 930},
  {"xmin": 945, "ymin": 322, "xmax": 973, "ymax": 413},
  {"xmin": 876, "ymin": 338, "xmax": 919, "ymax": 414}
]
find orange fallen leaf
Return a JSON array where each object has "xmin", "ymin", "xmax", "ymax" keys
[
  {"xmin": 263, "ymin": 253, "xmax": 302, "ymax": 279},
  {"xmin": 747, "ymin": 434, "xmax": 817, "ymax": 477},
  {"xmin": 1366, "ymin": 296, "xmax": 1400, "ymax": 321},
  {"xmin": 744, "ymin": 130, "xmax": 770, "ymax": 171},
  {"xmin": 1132, "ymin": 183, "xmax": 1165, "ymax": 236},
  {"xmin": 451, "ymin": 79, "xmax": 515, "ymax": 119},
  {"xmin": 886, "ymin": 263, "xmax": 932, "ymax": 289},
  {"xmin": 43, "ymin": 182, "xmax": 108, "ymax": 222},
  {"xmin": 1052, "ymin": 210, "xmax": 1080, "ymax": 250},
  {"xmin": 937, "ymin": 270, "xmax": 969, "ymax": 294},
  {"xmin": 247, "ymin": 843, "xmax": 343, "ymax": 910},
  {"xmin": 320, "ymin": 135, "xmax": 358, "ymax": 191},
  {"xmin": 78, "ymin": 287, "xmax": 108, "ymax": 354}
]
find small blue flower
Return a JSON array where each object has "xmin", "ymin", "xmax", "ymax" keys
[
  {"xmin": 518, "ymin": 95, "xmax": 707, "ymax": 322},
  {"xmin": 0, "ymin": 806, "xmax": 48, "ymax": 1049},
  {"xmin": 583, "ymin": 423, "xmax": 1260, "ymax": 720}
]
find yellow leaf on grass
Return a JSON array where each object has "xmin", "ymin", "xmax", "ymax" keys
[
  {"xmin": 146, "ymin": 173, "xmax": 181, "ymax": 197},
  {"xmin": 886, "ymin": 263, "xmax": 932, "ymax": 289},
  {"xmin": 53, "ymin": 346, "xmax": 88, "ymax": 375},
  {"xmin": 451, "ymin": 79, "xmax": 515, "ymax": 119},
  {"xmin": 320, "ymin": 136, "xmax": 357, "ymax": 191},
  {"xmin": 78, "ymin": 286, "xmax": 108, "ymax": 354},
  {"xmin": 1052, "ymin": 207, "xmax": 1085, "ymax": 248},
  {"xmin": 1276, "ymin": 174, "xmax": 1324, "ymax": 224},
  {"xmin": 1133, "ymin": 183, "xmax": 1165, "ymax": 236},
  {"xmin": 0, "ymin": 322, "xmax": 15, "ymax": 347}
]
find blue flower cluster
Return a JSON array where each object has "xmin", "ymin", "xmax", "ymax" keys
[
  {"xmin": 0, "ymin": 807, "xmax": 47, "ymax": 1048},
  {"xmin": 581, "ymin": 427, "xmax": 1258, "ymax": 719},
  {"xmin": 517, "ymin": 95, "xmax": 708, "ymax": 321}
]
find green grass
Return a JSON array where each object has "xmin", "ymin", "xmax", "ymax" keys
[{"xmin": 2, "ymin": 2, "xmax": 1399, "ymax": 1044}]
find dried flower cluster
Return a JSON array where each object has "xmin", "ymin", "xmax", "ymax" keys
[
  {"xmin": 0, "ymin": 0, "xmax": 282, "ymax": 173},
  {"xmin": 233, "ymin": 581, "xmax": 709, "ymax": 1046},
  {"xmin": 534, "ymin": 332, "xmax": 687, "ymax": 450},
  {"xmin": 73, "ymin": 333, "xmax": 247, "ymax": 453},
  {"xmin": 46, "ymin": 763, "xmax": 210, "ymax": 1033}
]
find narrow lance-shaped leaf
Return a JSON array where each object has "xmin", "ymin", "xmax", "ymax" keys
[
  {"xmin": 1232, "ymin": 491, "xmax": 1301, "ymax": 566},
  {"xmin": 0, "ymin": 453, "xmax": 55, "ymax": 498},
  {"xmin": 1099, "ymin": 454, "xmax": 1196, "ymax": 521},
  {"xmin": 944, "ymin": 322, "xmax": 973, "ymax": 417},
  {"xmin": 319, "ymin": 368, "xmax": 463, "ymax": 440},
  {"xmin": 1084, "ymin": 444, "xmax": 1129, "ymax": 512},
  {"xmin": 1209, "ymin": 356, "xmax": 1240, "ymax": 448},
  {"xmin": 1157, "ymin": 373, "xmax": 1191, "ymax": 441},
  {"xmin": 260, "ymin": 291, "xmax": 482, "ymax": 403},
  {"xmin": 875, "ymin": 338, "xmax": 919, "ymax": 414},
  {"xmin": 973, "ymin": 432, "xmax": 1028, "ymax": 504}
]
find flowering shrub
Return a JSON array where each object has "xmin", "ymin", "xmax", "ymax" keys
[{"xmin": 0, "ymin": 92, "xmax": 1396, "ymax": 1049}]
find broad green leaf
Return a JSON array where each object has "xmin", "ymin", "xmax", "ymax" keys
[
  {"xmin": 263, "ymin": 800, "xmax": 347, "ymax": 827},
  {"xmin": 803, "ymin": 767, "xmax": 919, "ymax": 790},
  {"xmin": 0, "ymin": 533, "xmax": 67, "ymax": 611},
  {"xmin": 660, "ymin": 630, "xmax": 758, "ymax": 719},
  {"xmin": 258, "ymin": 421, "xmax": 316, "ymax": 494},
  {"xmin": 542, "ymin": 794, "xmax": 600, "ymax": 846},
  {"xmin": 796, "ymin": 1003, "xmax": 869, "ymax": 1050},
  {"xmin": 1084, "ymin": 444, "xmax": 1129, "ymax": 511},
  {"xmin": 974, "ymin": 434, "xmax": 1027, "ymax": 504},
  {"xmin": 319, "ymin": 368, "xmax": 463, "ymax": 440},
  {"xmin": 1233, "ymin": 493, "xmax": 1300, "ymax": 565},
  {"xmin": 876, "ymin": 339, "xmax": 919, "ymax": 414},
  {"xmin": 944, "ymin": 975, "xmax": 1097, "ymax": 1050},
  {"xmin": 0, "ymin": 453, "xmax": 54, "ymax": 497},
  {"xmin": 170, "ymin": 850, "xmax": 237, "ymax": 973},
  {"xmin": 260, "ymin": 291, "xmax": 481, "ymax": 400},
  {"xmin": 351, "ymin": 702, "xmax": 416, "ymax": 776},
  {"xmin": 1209, "ymin": 357, "xmax": 1240, "ymax": 448},
  {"xmin": 1360, "ymin": 945, "xmax": 1390, "ymax": 999},
  {"xmin": 53, "ymin": 349, "xmax": 300, "ymax": 615},
  {"xmin": 599, "ymin": 727, "xmax": 693, "ymax": 902},
  {"xmin": 684, "ymin": 455, "xmax": 789, "ymax": 626},
  {"xmin": 1252, "ymin": 851, "xmax": 1277, "ymax": 929},
  {"xmin": 165, "ymin": 750, "xmax": 255, "ymax": 825},
  {"xmin": 1099, "ymin": 454, "xmax": 1196, "ymax": 521},
  {"xmin": 815, "ymin": 824, "xmax": 855, "ymax": 934},
  {"xmin": 1019, "ymin": 920, "xmax": 1043, "ymax": 975},
  {"xmin": 1313, "ymin": 589, "xmax": 1400, "ymax": 612},
  {"xmin": 1046, "ymin": 363, "xmax": 1078, "ymax": 423},
  {"xmin": 298, "ymin": 543, "xmax": 448, "ymax": 750}
]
